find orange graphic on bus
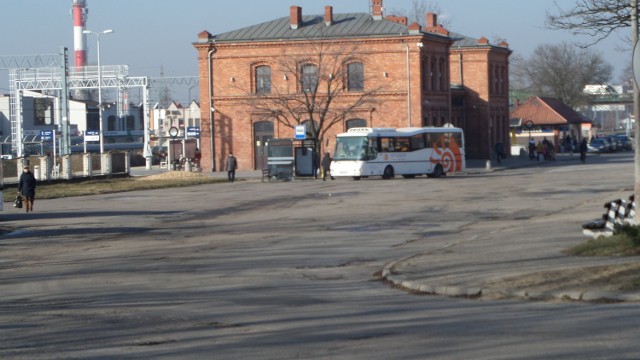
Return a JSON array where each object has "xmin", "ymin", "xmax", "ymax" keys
[{"xmin": 429, "ymin": 134, "xmax": 463, "ymax": 172}]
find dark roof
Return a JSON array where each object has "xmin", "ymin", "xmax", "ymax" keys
[
  {"xmin": 510, "ymin": 96, "xmax": 592, "ymax": 126},
  {"xmin": 214, "ymin": 12, "xmax": 425, "ymax": 42},
  {"xmin": 449, "ymin": 32, "xmax": 481, "ymax": 48},
  {"xmin": 208, "ymin": 10, "xmax": 509, "ymax": 51}
]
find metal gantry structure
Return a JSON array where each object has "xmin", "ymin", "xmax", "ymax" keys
[
  {"xmin": 2, "ymin": 49, "xmax": 198, "ymax": 166},
  {"xmin": 8, "ymin": 48, "xmax": 150, "ymax": 160}
]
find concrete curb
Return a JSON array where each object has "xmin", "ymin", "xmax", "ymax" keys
[{"xmin": 381, "ymin": 257, "xmax": 640, "ymax": 303}]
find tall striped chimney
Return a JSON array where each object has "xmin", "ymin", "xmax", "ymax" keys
[{"xmin": 72, "ymin": 0, "xmax": 88, "ymax": 69}]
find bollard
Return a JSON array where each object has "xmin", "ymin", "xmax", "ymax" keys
[
  {"xmin": 33, "ymin": 165, "xmax": 41, "ymax": 180},
  {"xmin": 485, "ymin": 160, "xmax": 491, "ymax": 170},
  {"xmin": 185, "ymin": 160, "xmax": 192, "ymax": 172}
]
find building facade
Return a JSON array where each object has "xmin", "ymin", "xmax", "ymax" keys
[{"xmin": 193, "ymin": 0, "xmax": 511, "ymax": 171}]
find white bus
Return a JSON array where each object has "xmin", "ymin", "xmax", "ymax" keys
[{"xmin": 330, "ymin": 126, "xmax": 465, "ymax": 180}]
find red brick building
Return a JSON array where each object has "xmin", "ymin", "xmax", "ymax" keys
[{"xmin": 193, "ymin": 0, "xmax": 511, "ymax": 171}]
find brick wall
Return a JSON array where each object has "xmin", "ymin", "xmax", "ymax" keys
[{"xmin": 194, "ymin": 28, "xmax": 510, "ymax": 170}]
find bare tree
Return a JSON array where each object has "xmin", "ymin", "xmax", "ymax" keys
[
  {"xmin": 546, "ymin": 0, "xmax": 632, "ymax": 46},
  {"xmin": 548, "ymin": 0, "xmax": 640, "ymax": 223},
  {"xmin": 513, "ymin": 42, "xmax": 613, "ymax": 107},
  {"xmin": 390, "ymin": 0, "xmax": 452, "ymax": 28},
  {"xmin": 247, "ymin": 41, "xmax": 383, "ymax": 172},
  {"xmin": 619, "ymin": 61, "xmax": 635, "ymax": 89}
]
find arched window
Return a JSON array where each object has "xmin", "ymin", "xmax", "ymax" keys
[
  {"xmin": 347, "ymin": 62, "xmax": 364, "ymax": 91},
  {"xmin": 421, "ymin": 57, "xmax": 428, "ymax": 91},
  {"xmin": 108, "ymin": 115, "xmax": 117, "ymax": 131},
  {"xmin": 301, "ymin": 64, "xmax": 318, "ymax": 93},
  {"xmin": 430, "ymin": 58, "xmax": 437, "ymax": 91},
  {"xmin": 438, "ymin": 58, "xmax": 446, "ymax": 91},
  {"xmin": 346, "ymin": 118, "xmax": 367, "ymax": 130},
  {"xmin": 302, "ymin": 120, "xmax": 318, "ymax": 139},
  {"xmin": 254, "ymin": 121, "xmax": 274, "ymax": 133},
  {"xmin": 256, "ymin": 65, "xmax": 272, "ymax": 94},
  {"xmin": 126, "ymin": 115, "xmax": 135, "ymax": 131}
]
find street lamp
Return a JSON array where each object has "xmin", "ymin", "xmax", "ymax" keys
[{"xmin": 83, "ymin": 29, "xmax": 114, "ymax": 153}]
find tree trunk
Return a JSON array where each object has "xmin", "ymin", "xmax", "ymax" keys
[{"xmin": 633, "ymin": 0, "xmax": 640, "ymax": 222}]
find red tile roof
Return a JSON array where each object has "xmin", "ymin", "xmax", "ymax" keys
[{"xmin": 510, "ymin": 96, "xmax": 591, "ymax": 126}]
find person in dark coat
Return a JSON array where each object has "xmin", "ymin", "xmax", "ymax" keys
[
  {"xmin": 226, "ymin": 153, "xmax": 238, "ymax": 182},
  {"xmin": 321, "ymin": 152, "xmax": 334, "ymax": 181},
  {"xmin": 18, "ymin": 165, "xmax": 37, "ymax": 212},
  {"xmin": 579, "ymin": 138, "xmax": 588, "ymax": 163}
]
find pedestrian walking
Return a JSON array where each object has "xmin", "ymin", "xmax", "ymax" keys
[
  {"xmin": 528, "ymin": 138, "xmax": 536, "ymax": 160},
  {"xmin": 194, "ymin": 148, "xmax": 201, "ymax": 169},
  {"xmin": 18, "ymin": 165, "xmax": 37, "ymax": 212},
  {"xmin": 321, "ymin": 152, "xmax": 334, "ymax": 181},
  {"xmin": 494, "ymin": 142, "xmax": 505, "ymax": 165},
  {"xmin": 579, "ymin": 138, "xmax": 588, "ymax": 163},
  {"xmin": 226, "ymin": 153, "xmax": 238, "ymax": 182}
]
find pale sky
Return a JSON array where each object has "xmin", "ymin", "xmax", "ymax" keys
[{"xmin": 0, "ymin": 0, "xmax": 630, "ymax": 103}]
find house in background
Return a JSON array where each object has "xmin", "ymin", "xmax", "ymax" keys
[
  {"xmin": 510, "ymin": 96, "xmax": 593, "ymax": 151},
  {"xmin": 193, "ymin": 0, "xmax": 511, "ymax": 171}
]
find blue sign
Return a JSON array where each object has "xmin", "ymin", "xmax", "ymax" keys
[
  {"xmin": 187, "ymin": 127, "xmax": 200, "ymax": 137},
  {"xmin": 40, "ymin": 130, "xmax": 53, "ymax": 141},
  {"xmin": 85, "ymin": 130, "xmax": 100, "ymax": 141},
  {"xmin": 294, "ymin": 125, "xmax": 306, "ymax": 140}
]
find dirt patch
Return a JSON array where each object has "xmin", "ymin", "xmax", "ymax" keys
[
  {"xmin": 485, "ymin": 262, "xmax": 640, "ymax": 295},
  {"xmin": 134, "ymin": 171, "xmax": 209, "ymax": 181}
]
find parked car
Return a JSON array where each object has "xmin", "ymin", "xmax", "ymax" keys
[
  {"xmin": 605, "ymin": 136, "xmax": 620, "ymax": 152},
  {"xmin": 588, "ymin": 138, "xmax": 609, "ymax": 153},
  {"xmin": 612, "ymin": 134, "xmax": 632, "ymax": 151}
]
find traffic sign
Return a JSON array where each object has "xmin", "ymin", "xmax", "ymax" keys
[
  {"xmin": 40, "ymin": 130, "xmax": 53, "ymax": 141},
  {"xmin": 85, "ymin": 130, "xmax": 99, "ymax": 141},
  {"xmin": 295, "ymin": 125, "xmax": 306, "ymax": 140},
  {"xmin": 187, "ymin": 126, "xmax": 200, "ymax": 137}
]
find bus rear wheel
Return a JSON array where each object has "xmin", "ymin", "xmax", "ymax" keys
[
  {"xmin": 353, "ymin": 176, "xmax": 361, "ymax": 181},
  {"xmin": 429, "ymin": 164, "xmax": 444, "ymax": 178},
  {"xmin": 382, "ymin": 165, "xmax": 394, "ymax": 179}
]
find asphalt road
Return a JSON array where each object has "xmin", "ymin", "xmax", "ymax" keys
[{"xmin": 1, "ymin": 152, "xmax": 639, "ymax": 359}]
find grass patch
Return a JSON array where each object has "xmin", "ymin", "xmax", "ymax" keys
[
  {"xmin": 3, "ymin": 175, "xmax": 226, "ymax": 202},
  {"xmin": 568, "ymin": 224, "xmax": 640, "ymax": 257}
]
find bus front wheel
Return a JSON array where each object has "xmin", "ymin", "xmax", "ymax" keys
[
  {"xmin": 353, "ymin": 176, "xmax": 361, "ymax": 181},
  {"xmin": 382, "ymin": 166, "xmax": 394, "ymax": 179}
]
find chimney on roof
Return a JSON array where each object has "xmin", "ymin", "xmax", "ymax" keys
[
  {"xmin": 425, "ymin": 12, "xmax": 449, "ymax": 36},
  {"xmin": 290, "ymin": 6, "xmax": 302, "ymax": 30},
  {"xmin": 478, "ymin": 37, "xmax": 489, "ymax": 45},
  {"xmin": 385, "ymin": 15, "xmax": 407, "ymax": 26},
  {"xmin": 426, "ymin": 12, "xmax": 437, "ymax": 28},
  {"xmin": 372, "ymin": 0, "xmax": 383, "ymax": 20},
  {"xmin": 408, "ymin": 22, "xmax": 422, "ymax": 35},
  {"xmin": 324, "ymin": 6, "xmax": 333, "ymax": 26}
]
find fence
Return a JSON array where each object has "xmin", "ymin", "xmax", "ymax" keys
[{"xmin": 2, "ymin": 152, "xmax": 131, "ymax": 184}]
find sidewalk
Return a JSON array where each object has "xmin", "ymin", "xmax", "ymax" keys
[
  {"xmin": 382, "ymin": 152, "xmax": 640, "ymax": 303},
  {"xmin": 130, "ymin": 152, "xmax": 587, "ymax": 180}
]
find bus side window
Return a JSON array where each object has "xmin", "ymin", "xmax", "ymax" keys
[
  {"xmin": 368, "ymin": 138, "xmax": 378, "ymax": 159},
  {"xmin": 397, "ymin": 137, "xmax": 410, "ymax": 152},
  {"xmin": 382, "ymin": 138, "xmax": 395, "ymax": 152},
  {"xmin": 424, "ymin": 133, "xmax": 433, "ymax": 148},
  {"xmin": 411, "ymin": 134, "xmax": 425, "ymax": 150}
]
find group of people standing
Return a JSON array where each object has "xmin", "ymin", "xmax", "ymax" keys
[
  {"xmin": 528, "ymin": 137, "xmax": 556, "ymax": 161},
  {"xmin": 527, "ymin": 135, "xmax": 588, "ymax": 162}
]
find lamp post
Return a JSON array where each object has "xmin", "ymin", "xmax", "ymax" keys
[{"xmin": 83, "ymin": 29, "xmax": 114, "ymax": 153}]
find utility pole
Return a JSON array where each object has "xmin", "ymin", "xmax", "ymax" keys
[{"xmin": 633, "ymin": 0, "xmax": 640, "ymax": 222}]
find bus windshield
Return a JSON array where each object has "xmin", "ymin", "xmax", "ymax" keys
[{"xmin": 334, "ymin": 136, "xmax": 371, "ymax": 161}]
